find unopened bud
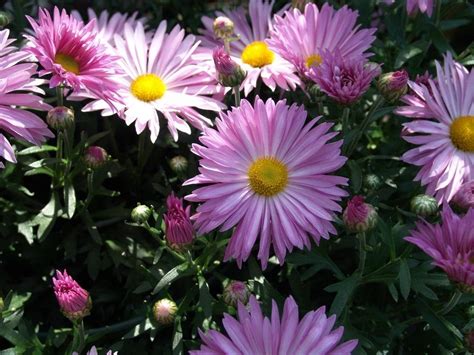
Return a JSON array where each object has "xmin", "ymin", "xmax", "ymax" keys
[
  {"xmin": 153, "ymin": 298, "xmax": 177, "ymax": 325},
  {"xmin": 213, "ymin": 16, "xmax": 234, "ymax": 40},
  {"xmin": 53, "ymin": 270, "xmax": 92, "ymax": 322},
  {"xmin": 343, "ymin": 196, "xmax": 378, "ymax": 233},
  {"xmin": 213, "ymin": 47, "xmax": 246, "ymax": 87},
  {"xmin": 0, "ymin": 297, "xmax": 3, "ymax": 313},
  {"xmin": 46, "ymin": 106, "xmax": 74, "ymax": 130},
  {"xmin": 164, "ymin": 193, "xmax": 194, "ymax": 251},
  {"xmin": 364, "ymin": 174, "xmax": 382, "ymax": 191},
  {"xmin": 410, "ymin": 194, "xmax": 438, "ymax": 217},
  {"xmin": 131, "ymin": 204, "xmax": 152, "ymax": 224},
  {"xmin": 451, "ymin": 181, "xmax": 474, "ymax": 213},
  {"xmin": 0, "ymin": 12, "xmax": 11, "ymax": 27},
  {"xmin": 169, "ymin": 155, "xmax": 188, "ymax": 174},
  {"xmin": 377, "ymin": 70, "xmax": 408, "ymax": 103},
  {"xmin": 222, "ymin": 281, "xmax": 250, "ymax": 307},
  {"xmin": 84, "ymin": 146, "xmax": 108, "ymax": 168}
]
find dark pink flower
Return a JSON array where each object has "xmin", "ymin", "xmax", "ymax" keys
[
  {"xmin": 343, "ymin": 196, "xmax": 378, "ymax": 232},
  {"xmin": 84, "ymin": 146, "xmax": 108, "ymax": 168},
  {"xmin": 451, "ymin": 181, "xmax": 474, "ymax": 212},
  {"xmin": 52, "ymin": 270, "xmax": 91, "ymax": 321},
  {"xmin": 212, "ymin": 47, "xmax": 246, "ymax": 87},
  {"xmin": 164, "ymin": 193, "xmax": 194, "ymax": 250}
]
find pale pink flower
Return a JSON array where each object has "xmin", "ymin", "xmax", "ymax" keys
[
  {"xmin": 52, "ymin": 269, "xmax": 91, "ymax": 320},
  {"xmin": 407, "ymin": 0, "xmax": 435, "ymax": 17},
  {"xmin": 164, "ymin": 193, "xmax": 194, "ymax": 250}
]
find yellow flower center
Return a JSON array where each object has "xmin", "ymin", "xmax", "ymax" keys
[
  {"xmin": 241, "ymin": 41, "xmax": 275, "ymax": 68},
  {"xmin": 450, "ymin": 115, "xmax": 474, "ymax": 152},
  {"xmin": 248, "ymin": 157, "xmax": 288, "ymax": 197},
  {"xmin": 305, "ymin": 54, "xmax": 323, "ymax": 68},
  {"xmin": 55, "ymin": 53, "xmax": 80, "ymax": 74},
  {"xmin": 130, "ymin": 74, "xmax": 167, "ymax": 102}
]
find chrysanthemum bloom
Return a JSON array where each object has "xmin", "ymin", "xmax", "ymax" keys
[
  {"xmin": 343, "ymin": 196, "xmax": 378, "ymax": 233},
  {"xmin": 25, "ymin": 7, "xmax": 124, "ymax": 111},
  {"xmin": 309, "ymin": 52, "xmax": 380, "ymax": 105},
  {"xmin": 222, "ymin": 280, "xmax": 250, "ymax": 307},
  {"xmin": 199, "ymin": 0, "xmax": 301, "ymax": 96},
  {"xmin": 407, "ymin": 0, "xmax": 434, "ymax": 17},
  {"xmin": 0, "ymin": 29, "xmax": 53, "ymax": 168},
  {"xmin": 52, "ymin": 269, "xmax": 91, "ymax": 321},
  {"xmin": 268, "ymin": 3, "xmax": 376, "ymax": 79},
  {"xmin": 83, "ymin": 22, "xmax": 224, "ymax": 142},
  {"xmin": 152, "ymin": 298, "xmax": 177, "ymax": 325},
  {"xmin": 185, "ymin": 98, "xmax": 347, "ymax": 268},
  {"xmin": 213, "ymin": 46, "xmax": 246, "ymax": 87},
  {"xmin": 395, "ymin": 53, "xmax": 474, "ymax": 203},
  {"xmin": 164, "ymin": 193, "xmax": 194, "ymax": 250},
  {"xmin": 84, "ymin": 146, "xmax": 108, "ymax": 168},
  {"xmin": 377, "ymin": 70, "xmax": 409, "ymax": 103},
  {"xmin": 451, "ymin": 181, "xmax": 474, "ymax": 212},
  {"xmin": 405, "ymin": 206, "xmax": 474, "ymax": 293},
  {"xmin": 191, "ymin": 295, "xmax": 358, "ymax": 354}
]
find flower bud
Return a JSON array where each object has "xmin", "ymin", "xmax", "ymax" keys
[
  {"xmin": 451, "ymin": 181, "xmax": 474, "ymax": 213},
  {"xmin": 364, "ymin": 174, "xmax": 382, "ymax": 191},
  {"xmin": 46, "ymin": 106, "xmax": 75, "ymax": 130},
  {"xmin": 131, "ymin": 204, "xmax": 152, "ymax": 224},
  {"xmin": 164, "ymin": 193, "xmax": 194, "ymax": 251},
  {"xmin": 0, "ymin": 12, "xmax": 11, "ymax": 27},
  {"xmin": 213, "ymin": 47, "xmax": 246, "ymax": 87},
  {"xmin": 410, "ymin": 194, "xmax": 438, "ymax": 217},
  {"xmin": 53, "ymin": 270, "xmax": 91, "ymax": 321},
  {"xmin": 376, "ymin": 70, "xmax": 408, "ymax": 103},
  {"xmin": 84, "ymin": 146, "xmax": 108, "ymax": 168},
  {"xmin": 0, "ymin": 296, "xmax": 4, "ymax": 313},
  {"xmin": 152, "ymin": 298, "xmax": 177, "ymax": 325},
  {"xmin": 343, "ymin": 196, "xmax": 378, "ymax": 233},
  {"xmin": 291, "ymin": 0, "xmax": 311, "ymax": 11},
  {"xmin": 222, "ymin": 281, "xmax": 250, "ymax": 307},
  {"xmin": 169, "ymin": 155, "xmax": 188, "ymax": 174},
  {"xmin": 213, "ymin": 16, "xmax": 234, "ymax": 40}
]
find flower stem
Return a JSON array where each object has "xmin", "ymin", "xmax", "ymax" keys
[
  {"xmin": 233, "ymin": 86, "xmax": 241, "ymax": 106},
  {"xmin": 71, "ymin": 320, "xmax": 85, "ymax": 354},
  {"xmin": 357, "ymin": 232, "xmax": 367, "ymax": 276},
  {"xmin": 56, "ymin": 85, "xmax": 64, "ymax": 106},
  {"xmin": 341, "ymin": 107, "xmax": 350, "ymax": 135},
  {"xmin": 440, "ymin": 290, "xmax": 462, "ymax": 315}
]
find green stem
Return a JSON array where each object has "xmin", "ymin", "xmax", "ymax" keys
[
  {"xmin": 144, "ymin": 222, "xmax": 186, "ymax": 263},
  {"xmin": 357, "ymin": 232, "xmax": 367, "ymax": 276},
  {"xmin": 440, "ymin": 290, "xmax": 462, "ymax": 315},
  {"xmin": 224, "ymin": 39, "xmax": 231, "ymax": 54},
  {"xmin": 71, "ymin": 320, "xmax": 85, "ymax": 354},
  {"xmin": 56, "ymin": 86, "xmax": 64, "ymax": 106},
  {"xmin": 54, "ymin": 132, "xmax": 64, "ymax": 188},
  {"xmin": 341, "ymin": 107, "xmax": 350, "ymax": 135},
  {"xmin": 233, "ymin": 86, "xmax": 241, "ymax": 106},
  {"xmin": 104, "ymin": 117, "xmax": 120, "ymax": 158}
]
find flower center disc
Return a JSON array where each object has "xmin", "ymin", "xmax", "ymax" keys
[
  {"xmin": 131, "ymin": 74, "xmax": 167, "ymax": 102},
  {"xmin": 241, "ymin": 41, "xmax": 275, "ymax": 68},
  {"xmin": 248, "ymin": 157, "xmax": 288, "ymax": 196},
  {"xmin": 305, "ymin": 54, "xmax": 322, "ymax": 68},
  {"xmin": 450, "ymin": 115, "xmax": 474, "ymax": 152},
  {"xmin": 55, "ymin": 53, "xmax": 80, "ymax": 74}
]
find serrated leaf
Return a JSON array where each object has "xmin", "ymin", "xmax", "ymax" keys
[{"xmin": 399, "ymin": 259, "xmax": 411, "ymax": 300}]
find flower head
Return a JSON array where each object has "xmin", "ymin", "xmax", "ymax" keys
[
  {"xmin": 0, "ymin": 29, "xmax": 53, "ymax": 168},
  {"xmin": 407, "ymin": 0, "xmax": 435, "ymax": 17},
  {"xmin": 451, "ymin": 181, "xmax": 474, "ymax": 212},
  {"xmin": 377, "ymin": 70, "xmax": 409, "ymax": 102},
  {"xmin": 405, "ymin": 206, "xmax": 474, "ymax": 293},
  {"xmin": 84, "ymin": 146, "xmax": 108, "ymax": 168},
  {"xmin": 191, "ymin": 295, "xmax": 358, "ymax": 354},
  {"xmin": 185, "ymin": 98, "xmax": 347, "ymax": 268},
  {"xmin": 152, "ymin": 298, "xmax": 177, "ymax": 325},
  {"xmin": 199, "ymin": 0, "xmax": 300, "ymax": 96},
  {"xmin": 309, "ymin": 51, "xmax": 380, "ymax": 105},
  {"xmin": 164, "ymin": 193, "xmax": 194, "ymax": 250},
  {"xmin": 25, "ymin": 7, "xmax": 124, "ymax": 111},
  {"xmin": 52, "ymin": 270, "xmax": 91, "ymax": 321},
  {"xmin": 222, "ymin": 281, "xmax": 250, "ymax": 307},
  {"xmin": 212, "ymin": 46, "xmax": 246, "ymax": 87},
  {"xmin": 395, "ymin": 53, "xmax": 474, "ymax": 203},
  {"xmin": 46, "ymin": 106, "xmax": 75, "ymax": 130},
  {"xmin": 343, "ymin": 196, "xmax": 378, "ymax": 233},
  {"xmin": 268, "ymin": 3, "xmax": 376, "ymax": 79},
  {"xmin": 213, "ymin": 16, "xmax": 234, "ymax": 40}
]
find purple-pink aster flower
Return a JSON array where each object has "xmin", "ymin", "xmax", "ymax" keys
[
  {"xmin": 52, "ymin": 269, "xmax": 91, "ymax": 321},
  {"xmin": 199, "ymin": 0, "xmax": 301, "ymax": 96},
  {"xmin": 395, "ymin": 53, "xmax": 474, "ymax": 203},
  {"xmin": 185, "ymin": 97, "xmax": 347, "ymax": 268},
  {"xmin": 268, "ymin": 3, "xmax": 376, "ymax": 79},
  {"xmin": 309, "ymin": 51, "xmax": 381, "ymax": 105},
  {"xmin": 0, "ymin": 29, "xmax": 52, "ymax": 168},
  {"xmin": 407, "ymin": 0, "xmax": 435, "ymax": 17},
  {"xmin": 405, "ymin": 206, "xmax": 474, "ymax": 292},
  {"xmin": 191, "ymin": 295, "xmax": 358, "ymax": 354},
  {"xmin": 25, "ymin": 7, "xmax": 124, "ymax": 112},
  {"xmin": 451, "ymin": 180, "xmax": 474, "ymax": 212},
  {"xmin": 164, "ymin": 193, "xmax": 194, "ymax": 250}
]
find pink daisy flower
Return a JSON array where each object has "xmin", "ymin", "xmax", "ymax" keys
[
  {"xmin": 199, "ymin": 0, "xmax": 301, "ymax": 96},
  {"xmin": 405, "ymin": 206, "xmax": 474, "ymax": 292},
  {"xmin": 25, "ymin": 7, "xmax": 124, "ymax": 111},
  {"xmin": 52, "ymin": 269, "xmax": 91, "ymax": 321},
  {"xmin": 185, "ymin": 98, "xmax": 347, "ymax": 268},
  {"xmin": 191, "ymin": 295, "xmax": 358, "ymax": 354},
  {"xmin": 83, "ymin": 22, "xmax": 224, "ymax": 142},
  {"xmin": 407, "ymin": 0, "xmax": 435, "ymax": 17},
  {"xmin": 395, "ymin": 53, "xmax": 474, "ymax": 203},
  {"xmin": 0, "ymin": 29, "xmax": 52, "ymax": 168},
  {"xmin": 268, "ymin": 3, "xmax": 376, "ymax": 79}
]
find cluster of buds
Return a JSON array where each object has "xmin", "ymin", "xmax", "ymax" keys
[
  {"xmin": 52, "ymin": 270, "xmax": 91, "ymax": 321},
  {"xmin": 451, "ymin": 181, "xmax": 474, "ymax": 213},
  {"xmin": 131, "ymin": 204, "xmax": 152, "ymax": 224},
  {"xmin": 222, "ymin": 280, "xmax": 251, "ymax": 307},
  {"xmin": 46, "ymin": 106, "xmax": 75, "ymax": 130},
  {"xmin": 152, "ymin": 298, "xmax": 177, "ymax": 325},
  {"xmin": 343, "ymin": 196, "xmax": 378, "ymax": 233},
  {"xmin": 377, "ymin": 70, "xmax": 409, "ymax": 102},
  {"xmin": 84, "ymin": 146, "xmax": 108, "ymax": 169},
  {"xmin": 410, "ymin": 194, "xmax": 438, "ymax": 217},
  {"xmin": 164, "ymin": 193, "xmax": 194, "ymax": 251},
  {"xmin": 212, "ymin": 47, "xmax": 246, "ymax": 88}
]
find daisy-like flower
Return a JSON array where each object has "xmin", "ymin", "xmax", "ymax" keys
[
  {"xmin": 407, "ymin": 0, "xmax": 434, "ymax": 17},
  {"xmin": 25, "ymin": 7, "xmax": 124, "ymax": 111},
  {"xmin": 191, "ymin": 295, "xmax": 358, "ymax": 354},
  {"xmin": 268, "ymin": 3, "xmax": 376, "ymax": 79},
  {"xmin": 185, "ymin": 98, "xmax": 347, "ymax": 268},
  {"xmin": 84, "ymin": 22, "xmax": 224, "ymax": 142},
  {"xmin": 199, "ymin": 0, "xmax": 300, "ymax": 96},
  {"xmin": 405, "ymin": 206, "xmax": 474, "ymax": 293},
  {"xmin": 0, "ymin": 29, "xmax": 52, "ymax": 168},
  {"xmin": 309, "ymin": 51, "xmax": 381, "ymax": 105},
  {"xmin": 395, "ymin": 53, "xmax": 474, "ymax": 203}
]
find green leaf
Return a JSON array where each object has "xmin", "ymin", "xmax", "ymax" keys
[
  {"xmin": 387, "ymin": 283, "xmax": 398, "ymax": 303},
  {"xmin": 172, "ymin": 317, "xmax": 183, "ymax": 355},
  {"xmin": 17, "ymin": 145, "xmax": 57, "ymax": 156},
  {"xmin": 122, "ymin": 319, "xmax": 153, "ymax": 339},
  {"xmin": 398, "ymin": 259, "xmax": 411, "ymax": 300},
  {"xmin": 394, "ymin": 43, "xmax": 424, "ymax": 68},
  {"xmin": 152, "ymin": 263, "xmax": 191, "ymax": 295},
  {"xmin": 198, "ymin": 276, "xmax": 213, "ymax": 318},
  {"xmin": 347, "ymin": 160, "xmax": 362, "ymax": 193},
  {"xmin": 63, "ymin": 181, "xmax": 76, "ymax": 219},
  {"xmin": 325, "ymin": 275, "xmax": 359, "ymax": 317}
]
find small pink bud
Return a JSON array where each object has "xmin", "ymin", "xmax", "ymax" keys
[
  {"xmin": 46, "ymin": 106, "xmax": 74, "ymax": 130},
  {"xmin": 222, "ymin": 281, "xmax": 250, "ymax": 307},
  {"xmin": 213, "ymin": 16, "xmax": 234, "ymax": 39},
  {"xmin": 377, "ymin": 70, "xmax": 409, "ymax": 102},
  {"xmin": 164, "ymin": 193, "xmax": 194, "ymax": 251},
  {"xmin": 84, "ymin": 146, "xmax": 108, "ymax": 168},
  {"xmin": 53, "ymin": 270, "xmax": 91, "ymax": 321},
  {"xmin": 451, "ymin": 181, "xmax": 474, "ymax": 213},
  {"xmin": 212, "ymin": 47, "xmax": 246, "ymax": 87},
  {"xmin": 343, "ymin": 196, "xmax": 378, "ymax": 233},
  {"xmin": 152, "ymin": 298, "xmax": 177, "ymax": 325}
]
